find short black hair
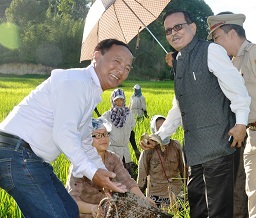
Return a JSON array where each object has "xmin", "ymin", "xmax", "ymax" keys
[
  {"xmin": 217, "ymin": 11, "xmax": 246, "ymax": 38},
  {"xmin": 163, "ymin": 9, "xmax": 194, "ymax": 24},
  {"xmin": 94, "ymin": 39, "xmax": 133, "ymax": 55}
]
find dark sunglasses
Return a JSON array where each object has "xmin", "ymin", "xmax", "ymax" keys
[{"xmin": 165, "ymin": 23, "xmax": 188, "ymax": 35}]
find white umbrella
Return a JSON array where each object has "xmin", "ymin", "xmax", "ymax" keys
[{"xmin": 80, "ymin": 0, "xmax": 170, "ymax": 61}]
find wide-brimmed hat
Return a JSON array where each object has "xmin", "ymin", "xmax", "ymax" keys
[{"xmin": 207, "ymin": 13, "xmax": 245, "ymax": 40}]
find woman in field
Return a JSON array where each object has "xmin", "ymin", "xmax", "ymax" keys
[
  {"xmin": 101, "ymin": 88, "xmax": 138, "ymax": 176},
  {"xmin": 66, "ymin": 117, "xmax": 154, "ymax": 217},
  {"xmin": 137, "ymin": 115, "xmax": 187, "ymax": 208}
]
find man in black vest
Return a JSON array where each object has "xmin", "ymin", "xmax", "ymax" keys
[{"xmin": 140, "ymin": 9, "xmax": 251, "ymax": 218}]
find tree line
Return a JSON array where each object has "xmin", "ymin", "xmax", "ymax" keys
[{"xmin": 0, "ymin": 0, "xmax": 213, "ymax": 80}]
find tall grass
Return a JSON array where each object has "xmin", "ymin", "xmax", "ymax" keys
[{"xmin": 0, "ymin": 75, "xmax": 187, "ymax": 217}]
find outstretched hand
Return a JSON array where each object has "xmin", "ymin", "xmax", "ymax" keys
[{"xmin": 92, "ymin": 169, "xmax": 127, "ymax": 193}]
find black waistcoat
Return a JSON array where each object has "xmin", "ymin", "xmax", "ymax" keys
[{"xmin": 173, "ymin": 37, "xmax": 235, "ymax": 166}]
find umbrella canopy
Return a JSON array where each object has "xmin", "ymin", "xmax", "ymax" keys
[{"xmin": 80, "ymin": 0, "xmax": 170, "ymax": 61}]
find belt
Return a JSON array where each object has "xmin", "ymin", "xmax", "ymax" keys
[{"xmin": 0, "ymin": 131, "xmax": 32, "ymax": 151}]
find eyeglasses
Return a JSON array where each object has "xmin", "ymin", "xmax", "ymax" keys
[
  {"xmin": 92, "ymin": 132, "xmax": 110, "ymax": 139},
  {"xmin": 165, "ymin": 23, "xmax": 188, "ymax": 36}
]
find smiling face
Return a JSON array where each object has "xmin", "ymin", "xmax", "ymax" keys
[
  {"xmin": 164, "ymin": 12, "xmax": 196, "ymax": 51},
  {"xmin": 93, "ymin": 44, "xmax": 133, "ymax": 91},
  {"xmin": 92, "ymin": 129, "xmax": 110, "ymax": 153}
]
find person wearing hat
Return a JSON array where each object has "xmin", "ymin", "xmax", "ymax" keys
[
  {"xmin": 129, "ymin": 84, "xmax": 149, "ymax": 121},
  {"xmin": 208, "ymin": 12, "xmax": 256, "ymax": 217},
  {"xmin": 102, "ymin": 88, "xmax": 138, "ymax": 177},
  {"xmin": 137, "ymin": 115, "xmax": 187, "ymax": 209},
  {"xmin": 140, "ymin": 9, "xmax": 251, "ymax": 217},
  {"xmin": 66, "ymin": 117, "xmax": 154, "ymax": 217}
]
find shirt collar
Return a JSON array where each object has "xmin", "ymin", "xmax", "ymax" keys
[
  {"xmin": 88, "ymin": 64, "xmax": 102, "ymax": 91},
  {"xmin": 236, "ymin": 40, "xmax": 250, "ymax": 57}
]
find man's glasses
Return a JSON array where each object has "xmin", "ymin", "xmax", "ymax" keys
[
  {"xmin": 92, "ymin": 132, "xmax": 110, "ymax": 139},
  {"xmin": 165, "ymin": 23, "xmax": 188, "ymax": 36}
]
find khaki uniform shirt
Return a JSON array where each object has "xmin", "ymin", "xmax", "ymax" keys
[
  {"xmin": 232, "ymin": 40, "xmax": 256, "ymax": 123},
  {"xmin": 137, "ymin": 139, "xmax": 186, "ymax": 197}
]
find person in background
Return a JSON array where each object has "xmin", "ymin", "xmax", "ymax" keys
[
  {"xmin": 137, "ymin": 115, "xmax": 186, "ymax": 208},
  {"xmin": 129, "ymin": 84, "xmax": 149, "ymax": 121},
  {"xmin": 0, "ymin": 39, "xmax": 133, "ymax": 217},
  {"xmin": 102, "ymin": 88, "xmax": 139, "ymax": 177},
  {"xmin": 66, "ymin": 117, "xmax": 154, "ymax": 217},
  {"xmin": 140, "ymin": 9, "xmax": 251, "ymax": 218},
  {"xmin": 207, "ymin": 12, "xmax": 256, "ymax": 217}
]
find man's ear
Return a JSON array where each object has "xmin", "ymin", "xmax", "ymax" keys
[
  {"xmin": 190, "ymin": 22, "xmax": 197, "ymax": 35},
  {"xmin": 92, "ymin": 50, "xmax": 101, "ymax": 62},
  {"xmin": 229, "ymin": 29, "xmax": 236, "ymax": 39}
]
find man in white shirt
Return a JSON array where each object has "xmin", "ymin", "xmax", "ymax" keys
[
  {"xmin": 140, "ymin": 9, "xmax": 250, "ymax": 218},
  {"xmin": 0, "ymin": 39, "xmax": 133, "ymax": 217}
]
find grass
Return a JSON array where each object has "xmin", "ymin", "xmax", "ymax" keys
[{"xmin": 0, "ymin": 74, "xmax": 188, "ymax": 217}]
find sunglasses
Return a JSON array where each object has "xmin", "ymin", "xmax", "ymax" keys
[
  {"xmin": 165, "ymin": 23, "xmax": 188, "ymax": 36},
  {"xmin": 92, "ymin": 132, "xmax": 110, "ymax": 139}
]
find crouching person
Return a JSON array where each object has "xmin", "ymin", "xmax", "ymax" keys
[{"xmin": 66, "ymin": 117, "xmax": 154, "ymax": 217}]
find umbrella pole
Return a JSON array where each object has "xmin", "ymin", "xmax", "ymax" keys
[
  {"xmin": 144, "ymin": 26, "xmax": 168, "ymax": 54},
  {"xmin": 121, "ymin": 0, "xmax": 168, "ymax": 54}
]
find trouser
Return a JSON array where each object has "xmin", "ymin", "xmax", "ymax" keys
[
  {"xmin": 233, "ymin": 146, "xmax": 248, "ymax": 218},
  {"xmin": 244, "ymin": 130, "xmax": 256, "ymax": 218},
  {"xmin": 0, "ymin": 132, "xmax": 79, "ymax": 218},
  {"xmin": 187, "ymin": 154, "xmax": 234, "ymax": 218}
]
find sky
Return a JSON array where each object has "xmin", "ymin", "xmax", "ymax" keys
[{"xmin": 204, "ymin": 0, "xmax": 256, "ymax": 42}]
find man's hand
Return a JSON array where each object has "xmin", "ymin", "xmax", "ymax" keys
[
  {"xmin": 165, "ymin": 52, "xmax": 174, "ymax": 67},
  {"xmin": 139, "ymin": 133, "xmax": 162, "ymax": 150},
  {"xmin": 228, "ymin": 124, "xmax": 247, "ymax": 148},
  {"xmin": 139, "ymin": 136, "xmax": 158, "ymax": 151},
  {"xmin": 92, "ymin": 169, "xmax": 127, "ymax": 193},
  {"xmin": 144, "ymin": 110, "xmax": 149, "ymax": 119}
]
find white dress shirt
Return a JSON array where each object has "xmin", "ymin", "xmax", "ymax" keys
[
  {"xmin": 158, "ymin": 43, "xmax": 251, "ymax": 140},
  {"xmin": 0, "ymin": 64, "xmax": 106, "ymax": 180}
]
